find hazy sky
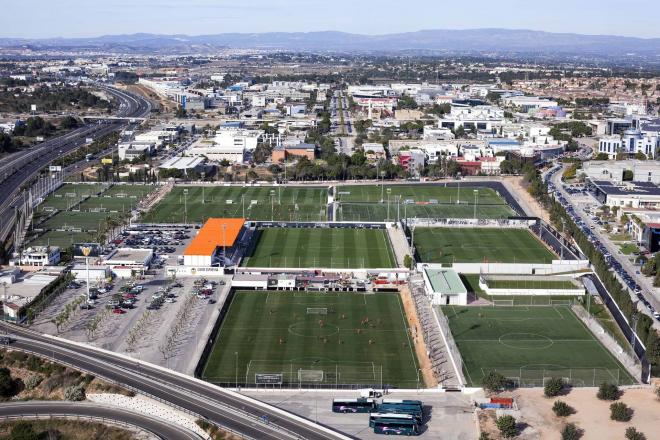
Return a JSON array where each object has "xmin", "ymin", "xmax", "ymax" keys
[{"xmin": 3, "ymin": 0, "xmax": 659, "ymax": 39}]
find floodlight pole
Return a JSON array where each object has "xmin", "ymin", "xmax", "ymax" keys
[
  {"xmin": 473, "ymin": 189, "xmax": 478, "ymax": 220},
  {"xmin": 235, "ymin": 351, "xmax": 238, "ymax": 390},
  {"xmin": 242, "ymin": 195, "xmax": 245, "ymax": 219},
  {"xmin": 223, "ymin": 224, "xmax": 227, "ymax": 267}
]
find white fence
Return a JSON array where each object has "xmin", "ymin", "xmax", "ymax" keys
[{"xmin": 406, "ymin": 218, "xmax": 536, "ymax": 228}]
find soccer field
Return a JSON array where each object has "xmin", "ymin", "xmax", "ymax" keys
[
  {"xmin": 336, "ymin": 184, "xmax": 507, "ymax": 204},
  {"xmin": 414, "ymin": 227, "xmax": 556, "ymax": 263},
  {"xmin": 242, "ymin": 227, "xmax": 397, "ymax": 268},
  {"xmin": 202, "ymin": 291, "xmax": 420, "ymax": 388},
  {"xmin": 337, "ymin": 203, "xmax": 514, "ymax": 222},
  {"xmin": 141, "ymin": 186, "xmax": 328, "ymax": 223},
  {"xmin": 443, "ymin": 305, "xmax": 636, "ymax": 387}
]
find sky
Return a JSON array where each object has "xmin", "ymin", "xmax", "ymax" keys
[{"xmin": 2, "ymin": 0, "xmax": 659, "ymax": 39}]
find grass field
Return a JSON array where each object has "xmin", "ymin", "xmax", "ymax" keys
[
  {"xmin": 336, "ymin": 184, "xmax": 507, "ymax": 204},
  {"xmin": 38, "ymin": 183, "xmax": 107, "ymax": 211},
  {"xmin": 242, "ymin": 227, "xmax": 397, "ymax": 268},
  {"xmin": 414, "ymin": 228, "xmax": 556, "ymax": 264},
  {"xmin": 485, "ymin": 279, "xmax": 578, "ymax": 290},
  {"xmin": 26, "ymin": 230, "xmax": 96, "ymax": 248},
  {"xmin": 141, "ymin": 186, "xmax": 328, "ymax": 223},
  {"xmin": 443, "ymin": 305, "xmax": 636, "ymax": 387},
  {"xmin": 337, "ymin": 203, "xmax": 514, "ymax": 222},
  {"xmin": 202, "ymin": 291, "xmax": 420, "ymax": 388}
]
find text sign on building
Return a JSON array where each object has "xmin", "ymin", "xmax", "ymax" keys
[{"xmin": 255, "ymin": 373, "xmax": 283, "ymax": 385}]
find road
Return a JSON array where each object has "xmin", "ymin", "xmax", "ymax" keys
[
  {"xmin": 0, "ymin": 401, "xmax": 201, "ymax": 440},
  {"xmin": 548, "ymin": 164, "xmax": 660, "ymax": 327},
  {"xmin": 0, "ymin": 86, "xmax": 151, "ymax": 244},
  {"xmin": 0, "ymin": 323, "xmax": 351, "ymax": 440}
]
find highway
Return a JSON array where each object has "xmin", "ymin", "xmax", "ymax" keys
[
  {"xmin": 0, "ymin": 401, "xmax": 202, "ymax": 440},
  {"xmin": 0, "ymin": 86, "xmax": 151, "ymax": 244},
  {"xmin": 0, "ymin": 322, "xmax": 351, "ymax": 440}
]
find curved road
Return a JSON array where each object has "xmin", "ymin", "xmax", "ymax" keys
[
  {"xmin": 0, "ymin": 322, "xmax": 351, "ymax": 440},
  {"xmin": 0, "ymin": 401, "xmax": 201, "ymax": 440},
  {"xmin": 0, "ymin": 86, "xmax": 151, "ymax": 243}
]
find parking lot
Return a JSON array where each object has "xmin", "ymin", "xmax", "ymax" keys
[{"xmin": 30, "ymin": 223, "xmax": 230, "ymax": 373}]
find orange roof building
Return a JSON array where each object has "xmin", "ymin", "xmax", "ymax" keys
[{"xmin": 183, "ymin": 218, "xmax": 245, "ymax": 267}]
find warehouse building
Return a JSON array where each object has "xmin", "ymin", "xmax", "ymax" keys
[{"xmin": 183, "ymin": 218, "xmax": 246, "ymax": 267}]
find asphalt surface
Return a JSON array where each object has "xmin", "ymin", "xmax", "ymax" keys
[
  {"xmin": 0, "ymin": 322, "xmax": 351, "ymax": 440},
  {"xmin": 0, "ymin": 86, "xmax": 151, "ymax": 243},
  {"xmin": 0, "ymin": 401, "xmax": 201, "ymax": 440}
]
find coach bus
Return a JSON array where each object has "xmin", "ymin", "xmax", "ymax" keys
[
  {"xmin": 373, "ymin": 418, "xmax": 420, "ymax": 436},
  {"xmin": 369, "ymin": 412, "xmax": 415, "ymax": 428},
  {"xmin": 375, "ymin": 403, "xmax": 423, "ymax": 422},
  {"xmin": 331, "ymin": 398, "xmax": 376, "ymax": 413},
  {"xmin": 382, "ymin": 399, "xmax": 423, "ymax": 409}
]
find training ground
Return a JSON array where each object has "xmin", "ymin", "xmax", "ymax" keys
[
  {"xmin": 414, "ymin": 227, "xmax": 556, "ymax": 264},
  {"xmin": 201, "ymin": 291, "xmax": 420, "ymax": 388},
  {"xmin": 241, "ymin": 227, "xmax": 397, "ymax": 269},
  {"xmin": 442, "ymin": 305, "xmax": 636, "ymax": 387}
]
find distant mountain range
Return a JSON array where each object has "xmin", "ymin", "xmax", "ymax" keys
[{"xmin": 2, "ymin": 29, "xmax": 660, "ymax": 56}]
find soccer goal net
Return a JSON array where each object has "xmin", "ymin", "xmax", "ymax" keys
[
  {"xmin": 307, "ymin": 307, "xmax": 328, "ymax": 315},
  {"xmin": 492, "ymin": 300, "xmax": 514, "ymax": 307},
  {"xmin": 550, "ymin": 299, "xmax": 574, "ymax": 306},
  {"xmin": 298, "ymin": 369, "xmax": 324, "ymax": 382}
]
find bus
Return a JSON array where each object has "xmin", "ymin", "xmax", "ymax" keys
[
  {"xmin": 331, "ymin": 398, "xmax": 376, "ymax": 413},
  {"xmin": 382, "ymin": 399, "xmax": 423, "ymax": 410},
  {"xmin": 375, "ymin": 403, "xmax": 423, "ymax": 422},
  {"xmin": 373, "ymin": 418, "xmax": 420, "ymax": 436},
  {"xmin": 369, "ymin": 412, "xmax": 415, "ymax": 428}
]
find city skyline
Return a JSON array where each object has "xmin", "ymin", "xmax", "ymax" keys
[{"xmin": 2, "ymin": 0, "xmax": 659, "ymax": 39}]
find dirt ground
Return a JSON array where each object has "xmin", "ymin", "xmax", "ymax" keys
[
  {"xmin": 479, "ymin": 385, "xmax": 660, "ymax": 440},
  {"xmin": 399, "ymin": 287, "xmax": 438, "ymax": 388},
  {"xmin": 503, "ymin": 176, "xmax": 552, "ymax": 224}
]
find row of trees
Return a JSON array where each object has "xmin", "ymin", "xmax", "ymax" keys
[{"xmin": 0, "ymin": 84, "xmax": 115, "ymax": 113}]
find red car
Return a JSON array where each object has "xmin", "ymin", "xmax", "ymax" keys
[
  {"xmin": 123, "ymin": 293, "xmax": 137, "ymax": 299},
  {"xmin": 112, "ymin": 308, "xmax": 125, "ymax": 315}
]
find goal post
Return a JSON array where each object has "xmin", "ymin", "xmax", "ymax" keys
[
  {"xmin": 492, "ymin": 300, "xmax": 514, "ymax": 307},
  {"xmin": 307, "ymin": 307, "xmax": 328, "ymax": 315}
]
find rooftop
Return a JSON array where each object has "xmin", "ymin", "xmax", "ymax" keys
[
  {"xmin": 424, "ymin": 268, "xmax": 467, "ymax": 295},
  {"xmin": 592, "ymin": 180, "xmax": 660, "ymax": 197},
  {"xmin": 184, "ymin": 218, "xmax": 245, "ymax": 257}
]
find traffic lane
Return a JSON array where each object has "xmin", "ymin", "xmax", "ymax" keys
[
  {"xmin": 0, "ymin": 401, "xmax": 201, "ymax": 440},
  {"xmin": 5, "ymin": 333, "xmax": 297, "ymax": 440},
  {"xmin": 4, "ymin": 325, "xmax": 348, "ymax": 440}
]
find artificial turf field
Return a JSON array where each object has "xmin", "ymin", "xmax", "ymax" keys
[
  {"xmin": 242, "ymin": 227, "xmax": 397, "ymax": 268},
  {"xmin": 443, "ymin": 305, "xmax": 636, "ymax": 387},
  {"xmin": 202, "ymin": 291, "xmax": 420, "ymax": 388},
  {"xmin": 141, "ymin": 186, "xmax": 328, "ymax": 223},
  {"xmin": 414, "ymin": 227, "xmax": 556, "ymax": 264},
  {"xmin": 485, "ymin": 279, "xmax": 578, "ymax": 290},
  {"xmin": 335, "ymin": 184, "xmax": 515, "ymax": 221}
]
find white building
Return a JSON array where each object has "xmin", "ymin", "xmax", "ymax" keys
[
  {"xmin": 17, "ymin": 246, "xmax": 60, "ymax": 266},
  {"xmin": 598, "ymin": 130, "xmax": 659, "ymax": 159}
]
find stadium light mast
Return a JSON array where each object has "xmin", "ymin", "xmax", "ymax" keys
[
  {"xmin": 473, "ymin": 190, "xmax": 478, "ymax": 220},
  {"xmin": 387, "ymin": 188, "xmax": 392, "ymax": 222},
  {"xmin": 456, "ymin": 173, "xmax": 461, "ymax": 204},
  {"xmin": 201, "ymin": 172, "xmax": 206, "ymax": 204},
  {"xmin": 183, "ymin": 188, "xmax": 189, "ymax": 224}
]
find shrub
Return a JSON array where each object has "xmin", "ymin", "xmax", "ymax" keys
[
  {"xmin": 482, "ymin": 371, "xmax": 508, "ymax": 393},
  {"xmin": 24, "ymin": 375, "xmax": 43, "ymax": 390},
  {"xmin": 496, "ymin": 415, "xmax": 517, "ymax": 438},
  {"xmin": 63, "ymin": 385, "xmax": 86, "ymax": 401},
  {"xmin": 478, "ymin": 433, "xmax": 490, "ymax": 440},
  {"xmin": 0, "ymin": 367, "xmax": 15, "ymax": 397},
  {"xmin": 597, "ymin": 382, "xmax": 620, "ymax": 401},
  {"xmin": 552, "ymin": 400, "xmax": 574, "ymax": 417},
  {"xmin": 625, "ymin": 427, "xmax": 646, "ymax": 440},
  {"xmin": 544, "ymin": 377, "xmax": 565, "ymax": 397},
  {"xmin": 9, "ymin": 421, "xmax": 39, "ymax": 440},
  {"xmin": 561, "ymin": 423, "xmax": 582, "ymax": 440},
  {"xmin": 609, "ymin": 402, "xmax": 631, "ymax": 422}
]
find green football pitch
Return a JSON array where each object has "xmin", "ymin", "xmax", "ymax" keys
[
  {"xmin": 242, "ymin": 227, "xmax": 397, "ymax": 268},
  {"xmin": 443, "ymin": 305, "xmax": 636, "ymax": 387},
  {"xmin": 335, "ymin": 184, "xmax": 514, "ymax": 221},
  {"xmin": 414, "ymin": 227, "xmax": 556, "ymax": 263},
  {"xmin": 141, "ymin": 186, "xmax": 328, "ymax": 223},
  {"xmin": 202, "ymin": 291, "xmax": 420, "ymax": 388}
]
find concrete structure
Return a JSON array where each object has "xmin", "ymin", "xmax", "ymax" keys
[
  {"xmin": 583, "ymin": 161, "xmax": 660, "ymax": 185},
  {"xmin": 158, "ymin": 156, "xmax": 207, "ymax": 174},
  {"xmin": 422, "ymin": 267, "xmax": 468, "ymax": 305},
  {"xmin": 479, "ymin": 274, "xmax": 585, "ymax": 297},
  {"xmin": 17, "ymin": 246, "xmax": 60, "ymax": 266},
  {"xmin": 183, "ymin": 218, "xmax": 245, "ymax": 267},
  {"xmin": 271, "ymin": 143, "xmax": 317, "ymax": 163},
  {"xmin": 1, "ymin": 268, "xmax": 65, "ymax": 322},
  {"xmin": 591, "ymin": 180, "xmax": 660, "ymax": 209},
  {"xmin": 102, "ymin": 248, "xmax": 153, "ymax": 278},
  {"xmin": 598, "ymin": 130, "xmax": 659, "ymax": 159}
]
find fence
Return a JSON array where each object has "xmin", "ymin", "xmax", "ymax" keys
[
  {"xmin": 488, "ymin": 367, "xmax": 625, "ymax": 388},
  {"xmin": 405, "ymin": 218, "xmax": 535, "ymax": 228}
]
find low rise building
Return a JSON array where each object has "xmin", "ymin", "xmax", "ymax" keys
[{"xmin": 422, "ymin": 267, "xmax": 468, "ymax": 306}]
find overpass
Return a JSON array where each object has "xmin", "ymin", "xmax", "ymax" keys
[
  {"xmin": 0, "ymin": 322, "xmax": 352, "ymax": 440},
  {"xmin": 0, "ymin": 85, "xmax": 151, "ymax": 251}
]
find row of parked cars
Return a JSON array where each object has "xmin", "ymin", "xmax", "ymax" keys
[{"xmin": 546, "ymin": 166, "xmax": 660, "ymax": 322}]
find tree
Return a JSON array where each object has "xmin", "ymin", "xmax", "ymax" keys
[
  {"xmin": 609, "ymin": 402, "xmax": 632, "ymax": 422},
  {"xmin": 64, "ymin": 385, "xmax": 86, "ymax": 401},
  {"xmin": 0, "ymin": 367, "xmax": 14, "ymax": 397},
  {"xmin": 175, "ymin": 106, "xmax": 187, "ymax": 118},
  {"xmin": 561, "ymin": 423, "xmax": 582, "ymax": 440},
  {"xmin": 496, "ymin": 415, "xmax": 517, "ymax": 439},
  {"xmin": 597, "ymin": 382, "xmax": 620, "ymax": 400},
  {"xmin": 634, "ymin": 152, "xmax": 647, "ymax": 161},
  {"xmin": 552, "ymin": 400, "xmax": 574, "ymax": 417},
  {"xmin": 625, "ymin": 427, "xmax": 646, "ymax": 440},
  {"xmin": 595, "ymin": 152, "xmax": 609, "ymax": 160},
  {"xmin": 403, "ymin": 254, "xmax": 414, "ymax": 270},
  {"xmin": 478, "ymin": 433, "xmax": 491, "ymax": 440},
  {"xmin": 482, "ymin": 371, "xmax": 508, "ymax": 393},
  {"xmin": 544, "ymin": 377, "xmax": 565, "ymax": 397},
  {"xmin": 9, "ymin": 422, "xmax": 40, "ymax": 440}
]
